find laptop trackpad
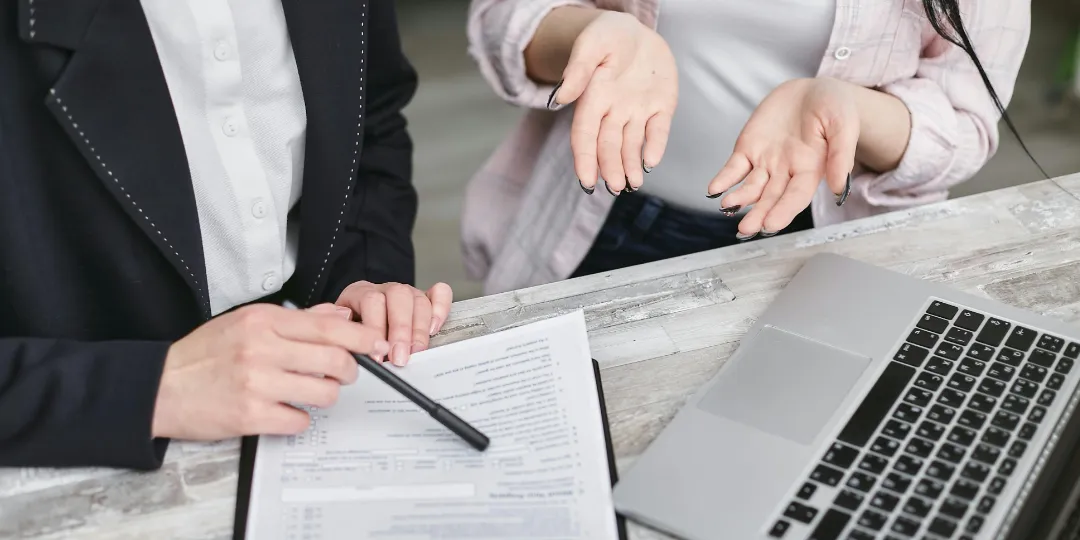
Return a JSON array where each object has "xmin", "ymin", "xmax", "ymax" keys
[{"xmin": 697, "ymin": 326, "xmax": 871, "ymax": 445}]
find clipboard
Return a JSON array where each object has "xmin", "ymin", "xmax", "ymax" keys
[{"xmin": 233, "ymin": 359, "xmax": 627, "ymax": 540}]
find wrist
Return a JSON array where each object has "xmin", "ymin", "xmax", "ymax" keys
[{"xmin": 849, "ymin": 83, "xmax": 912, "ymax": 172}]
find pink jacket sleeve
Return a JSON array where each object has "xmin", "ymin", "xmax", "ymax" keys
[
  {"xmin": 855, "ymin": 0, "xmax": 1031, "ymax": 208},
  {"xmin": 466, "ymin": 0, "xmax": 594, "ymax": 110}
]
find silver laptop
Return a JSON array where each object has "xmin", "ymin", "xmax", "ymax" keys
[{"xmin": 613, "ymin": 252, "xmax": 1080, "ymax": 539}]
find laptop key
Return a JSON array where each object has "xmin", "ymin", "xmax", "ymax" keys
[
  {"xmin": 1030, "ymin": 349, "xmax": 1056, "ymax": 369},
  {"xmin": 988, "ymin": 476, "xmax": 1007, "ymax": 495},
  {"xmin": 967, "ymin": 343, "xmax": 996, "ymax": 362},
  {"xmin": 997, "ymin": 348, "xmax": 1026, "ymax": 367},
  {"xmin": 956, "ymin": 310, "xmax": 984, "ymax": 331},
  {"xmin": 1000, "ymin": 458, "xmax": 1017, "ymax": 477},
  {"xmin": 928, "ymin": 516, "xmax": 958, "ymax": 537},
  {"xmin": 783, "ymin": 501, "xmax": 819, "ymax": 524},
  {"xmin": 976, "ymin": 318, "xmax": 1010, "ymax": 346},
  {"xmin": 1038, "ymin": 389, "xmax": 1057, "ymax": 406},
  {"xmin": 917, "ymin": 314, "xmax": 949, "ymax": 334},
  {"xmin": 768, "ymin": 520, "xmax": 790, "ymax": 538},
  {"xmin": 936, "ymin": 342, "xmax": 964, "ymax": 361},
  {"xmin": 1066, "ymin": 342, "xmax": 1080, "ymax": 359},
  {"xmin": 883, "ymin": 419, "xmax": 912, "ymax": 440},
  {"xmin": 982, "ymin": 427, "xmax": 1010, "ymax": 448},
  {"xmin": 894, "ymin": 454, "xmax": 923, "ymax": 476},
  {"xmin": 797, "ymin": 482, "xmax": 817, "ymax": 500},
  {"xmin": 846, "ymin": 471, "xmax": 877, "ymax": 493},
  {"xmin": 992, "ymin": 410, "xmax": 1021, "ymax": 431},
  {"xmin": 890, "ymin": 515, "xmax": 920, "ymax": 537},
  {"xmin": 966, "ymin": 514, "xmax": 985, "ymax": 534},
  {"xmin": 823, "ymin": 443, "xmax": 860, "ymax": 469},
  {"xmin": 972, "ymin": 443, "xmax": 1001, "ymax": 465},
  {"xmin": 808, "ymin": 508, "xmax": 851, "ymax": 540},
  {"xmin": 858, "ymin": 509, "xmax": 888, "ymax": 531},
  {"xmin": 977, "ymin": 495, "xmax": 996, "ymax": 514},
  {"xmin": 987, "ymin": 362, "xmax": 1016, "ymax": 383},
  {"xmin": 893, "ymin": 403, "xmax": 923, "ymax": 424},
  {"xmin": 1030, "ymin": 406, "xmax": 1047, "ymax": 424},
  {"xmin": 1002, "ymin": 394, "xmax": 1030, "ymax": 415},
  {"xmin": 916, "ymin": 421, "xmax": 945, "ymax": 442},
  {"xmin": 927, "ymin": 404, "xmax": 956, "ymax": 424},
  {"xmin": 1020, "ymin": 363, "xmax": 1048, "ymax": 384},
  {"xmin": 869, "ymin": 491, "xmax": 900, "ymax": 512},
  {"xmin": 948, "ymin": 426, "xmax": 977, "ymax": 447},
  {"xmin": 937, "ymin": 442, "xmax": 966, "ymax": 464},
  {"xmin": 1048, "ymin": 373, "xmax": 1066, "ymax": 390},
  {"xmin": 834, "ymin": 489, "xmax": 864, "ymax": 511},
  {"xmin": 1005, "ymin": 326, "xmax": 1036, "ymax": 351},
  {"xmin": 939, "ymin": 388, "xmax": 967, "ymax": 408},
  {"xmin": 902, "ymin": 496, "xmax": 932, "ymax": 517},
  {"xmin": 958, "ymin": 409, "xmax": 987, "ymax": 430},
  {"xmin": 950, "ymin": 479, "xmax": 980, "ymax": 501},
  {"xmin": 907, "ymin": 328, "xmax": 938, "ymax": 349},
  {"xmin": 905, "ymin": 388, "xmax": 933, "ymax": 408},
  {"xmin": 914, "ymin": 478, "xmax": 944, "ymax": 499},
  {"xmin": 894, "ymin": 344, "xmax": 930, "ymax": 368},
  {"xmin": 906, "ymin": 437, "xmax": 935, "ymax": 458},
  {"xmin": 925, "ymin": 356, "xmax": 954, "ymax": 376},
  {"xmin": 858, "ymin": 454, "xmax": 888, "ymax": 475},
  {"xmin": 940, "ymin": 497, "xmax": 968, "ymax": 520},
  {"xmin": 812, "ymin": 464, "xmax": 846, "ymax": 486},
  {"xmin": 915, "ymin": 372, "xmax": 943, "ymax": 392},
  {"xmin": 958, "ymin": 357, "xmax": 985, "ymax": 377},
  {"xmin": 927, "ymin": 301, "xmax": 959, "ymax": 320},
  {"xmin": 1011, "ymin": 379, "xmax": 1038, "ymax": 399},
  {"xmin": 961, "ymin": 461, "xmax": 991, "ymax": 483},
  {"xmin": 946, "ymin": 327, "xmax": 974, "ymax": 345},
  {"xmin": 968, "ymin": 393, "xmax": 996, "ymax": 414},
  {"xmin": 978, "ymin": 378, "xmax": 1006, "ymax": 398},
  {"xmin": 870, "ymin": 436, "xmax": 900, "ymax": 457},
  {"xmin": 1018, "ymin": 422, "xmax": 1037, "ymax": 441},
  {"xmin": 847, "ymin": 529, "xmax": 875, "ymax": 540},
  {"xmin": 838, "ymin": 362, "xmax": 916, "ymax": 447},
  {"xmin": 927, "ymin": 460, "xmax": 955, "ymax": 482},
  {"xmin": 1058, "ymin": 357, "xmax": 1075, "ymax": 374},
  {"xmin": 1038, "ymin": 334, "xmax": 1064, "ymax": 353},
  {"xmin": 883, "ymin": 472, "xmax": 912, "ymax": 494}
]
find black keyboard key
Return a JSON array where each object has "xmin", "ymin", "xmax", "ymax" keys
[
  {"xmin": 972, "ymin": 443, "xmax": 1001, "ymax": 465},
  {"xmin": 967, "ymin": 343, "xmax": 996, "ymax": 362},
  {"xmin": 948, "ymin": 426, "xmax": 977, "ymax": 447},
  {"xmin": 992, "ymin": 410, "xmax": 1021, "ymax": 431},
  {"xmin": 1066, "ymin": 342, "xmax": 1080, "ymax": 359},
  {"xmin": 1038, "ymin": 334, "xmax": 1064, "ymax": 353},
  {"xmin": 1002, "ymin": 394, "xmax": 1030, "ymax": 415},
  {"xmin": 982, "ymin": 426, "xmax": 1010, "ymax": 447},
  {"xmin": 905, "ymin": 388, "xmax": 933, "ymax": 408},
  {"xmin": 1009, "ymin": 440, "xmax": 1027, "ymax": 459},
  {"xmin": 916, "ymin": 421, "xmax": 945, "ymax": 442},
  {"xmin": 883, "ymin": 419, "xmax": 912, "ymax": 441},
  {"xmin": 961, "ymin": 461, "xmax": 991, "ymax": 483},
  {"xmin": 891, "ymin": 516, "xmax": 920, "ymax": 537},
  {"xmin": 870, "ymin": 436, "xmax": 900, "ymax": 457},
  {"xmin": 1030, "ymin": 406, "xmax": 1047, "ymax": 424},
  {"xmin": 882, "ymin": 472, "xmax": 912, "ymax": 494},
  {"xmin": 809, "ymin": 508, "xmax": 850, "ymax": 540},
  {"xmin": 937, "ymin": 442, "xmax": 966, "ymax": 464},
  {"xmin": 927, "ymin": 301, "xmax": 959, "ymax": 320},
  {"xmin": 969, "ymin": 393, "xmax": 997, "ymax": 414},
  {"xmin": 936, "ymin": 342, "xmax": 964, "ymax": 361},
  {"xmin": 927, "ymin": 460, "xmax": 956, "ymax": 482},
  {"xmin": 797, "ymin": 482, "xmax": 817, "ymax": 500},
  {"xmin": 958, "ymin": 357, "xmax": 986, "ymax": 377},
  {"xmin": 997, "ymin": 348, "xmax": 1026, "ymax": 367},
  {"xmin": 907, "ymin": 328, "xmax": 939, "ymax": 349},
  {"xmin": 1000, "ymin": 458, "xmax": 1017, "ymax": 476},
  {"xmin": 811, "ymin": 464, "xmax": 846, "ymax": 486},
  {"xmin": 858, "ymin": 509, "xmax": 888, "ymax": 531},
  {"xmin": 977, "ymin": 318, "xmax": 1011, "ymax": 346},
  {"xmin": 894, "ymin": 344, "xmax": 930, "ymax": 368},
  {"xmin": 902, "ymin": 496, "xmax": 932, "ymax": 517},
  {"xmin": 928, "ymin": 404, "xmax": 956, "ymax": 424},
  {"xmin": 894, "ymin": 403, "xmax": 923, "ymax": 424},
  {"xmin": 1057, "ymin": 357, "xmax": 1074, "ymax": 374},
  {"xmin": 979, "ymin": 378, "xmax": 1006, "ymax": 397},
  {"xmin": 905, "ymin": 437, "xmax": 935, "ymax": 458},
  {"xmin": 946, "ymin": 327, "xmax": 974, "ymax": 345},
  {"xmin": 929, "ymin": 516, "xmax": 958, "ymax": 537},
  {"xmin": 915, "ymin": 372, "xmax": 943, "ymax": 392},
  {"xmin": 956, "ymin": 310, "xmax": 985, "ymax": 331},
  {"xmin": 768, "ymin": 520, "xmax": 790, "ymax": 538},
  {"xmin": 951, "ymin": 479, "xmax": 980, "ymax": 501},
  {"xmin": 823, "ymin": 443, "xmax": 860, "ymax": 469},
  {"xmin": 988, "ymin": 476, "xmax": 1007, "ymax": 495},
  {"xmin": 1011, "ymin": 379, "xmax": 1038, "ymax": 399},
  {"xmin": 895, "ymin": 454, "xmax": 923, "ymax": 476},
  {"xmin": 914, "ymin": 478, "xmax": 944, "ymax": 499},
  {"xmin": 838, "ymin": 362, "xmax": 916, "ymax": 447},
  {"xmin": 926, "ymin": 356, "xmax": 954, "ymax": 376},
  {"xmin": 958, "ymin": 409, "xmax": 987, "ymax": 430},
  {"xmin": 847, "ymin": 471, "xmax": 877, "ymax": 493},
  {"xmin": 858, "ymin": 454, "xmax": 889, "ymax": 475},
  {"xmin": 977, "ymin": 495, "xmax": 996, "ymax": 514},
  {"xmin": 1038, "ymin": 388, "xmax": 1057, "ymax": 406},
  {"xmin": 1018, "ymin": 422, "xmax": 1037, "ymax": 441},
  {"xmin": 1030, "ymin": 349, "xmax": 1056, "ymax": 368},
  {"xmin": 941, "ymin": 497, "xmax": 969, "ymax": 520},
  {"xmin": 784, "ymin": 501, "xmax": 819, "ymax": 524},
  {"xmin": 939, "ymin": 388, "xmax": 967, "ymax": 407},
  {"xmin": 917, "ymin": 314, "xmax": 949, "ymax": 334},
  {"xmin": 1006, "ymin": 326, "xmax": 1037, "ymax": 351},
  {"xmin": 835, "ymin": 489, "xmax": 864, "ymax": 511},
  {"xmin": 848, "ymin": 530, "xmax": 874, "ymax": 540},
  {"xmin": 966, "ymin": 514, "xmax": 985, "ymax": 534},
  {"xmin": 1020, "ymin": 363, "xmax": 1048, "ymax": 383},
  {"xmin": 869, "ymin": 491, "xmax": 900, "ymax": 512},
  {"xmin": 1048, "ymin": 373, "xmax": 1066, "ymax": 390},
  {"xmin": 987, "ymin": 362, "xmax": 1016, "ymax": 383}
]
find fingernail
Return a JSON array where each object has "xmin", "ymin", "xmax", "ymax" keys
[
  {"xmin": 622, "ymin": 177, "xmax": 637, "ymax": 193},
  {"xmin": 334, "ymin": 306, "xmax": 353, "ymax": 319},
  {"xmin": 719, "ymin": 205, "xmax": 741, "ymax": 217},
  {"xmin": 605, "ymin": 183, "xmax": 619, "ymax": 197},
  {"xmin": 546, "ymin": 79, "xmax": 564, "ymax": 110},
  {"xmin": 429, "ymin": 317, "xmax": 442, "ymax": 336},
  {"xmin": 578, "ymin": 179, "xmax": 594, "ymax": 195},
  {"xmin": 392, "ymin": 342, "xmax": 408, "ymax": 367},
  {"xmin": 412, "ymin": 341, "xmax": 427, "ymax": 354},
  {"xmin": 835, "ymin": 172, "xmax": 851, "ymax": 206},
  {"xmin": 736, "ymin": 232, "xmax": 757, "ymax": 242},
  {"xmin": 642, "ymin": 160, "xmax": 653, "ymax": 174},
  {"xmin": 758, "ymin": 229, "xmax": 777, "ymax": 238},
  {"xmin": 372, "ymin": 340, "xmax": 391, "ymax": 359},
  {"xmin": 706, "ymin": 192, "xmax": 723, "ymax": 199}
]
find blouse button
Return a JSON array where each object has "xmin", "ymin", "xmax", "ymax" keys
[{"xmin": 834, "ymin": 47, "xmax": 852, "ymax": 61}]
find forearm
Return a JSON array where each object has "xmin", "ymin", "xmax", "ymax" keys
[
  {"xmin": 851, "ymin": 83, "xmax": 913, "ymax": 173},
  {"xmin": 524, "ymin": 5, "xmax": 601, "ymax": 84}
]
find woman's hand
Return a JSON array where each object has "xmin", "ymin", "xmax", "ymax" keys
[
  {"xmin": 329, "ymin": 281, "xmax": 453, "ymax": 367},
  {"xmin": 547, "ymin": 10, "xmax": 678, "ymax": 195},
  {"xmin": 707, "ymin": 77, "xmax": 860, "ymax": 239}
]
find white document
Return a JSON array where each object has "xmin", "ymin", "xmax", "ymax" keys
[{"xmin": 245, "ymin": 311, "xmax": 619, "ymax": 540}]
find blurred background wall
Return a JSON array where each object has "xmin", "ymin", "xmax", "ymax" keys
[{"xmin": 395, "ymin": 0, "xmax": 1080, "ymax": 301}]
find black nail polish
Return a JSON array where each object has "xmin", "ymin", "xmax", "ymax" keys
[
  {"xmin": 605, "ymin": 183, "xmax": 619, "ymax": 197},
  {"xmin": 622, "ymin": 176, "xmax": 637, "ymax": 193},
  {"xmin": 642, "ymin": 160, "xmax": 653, "ymax": 174},
  {"xmin": 758, "ymin": 229, "xmax": 777, "ymax": 238},
  {"xmin": 546, "ymin": 79, "xmax": 564, "ymax": 110},
  {"xmin": 578, "ymin": 179, "xmax": 594, "ymax": 195},
  {"xmin": 835, "ymin": 172, "xmax": 851, "ymax": 206},
  {"xmin": 706, "ymin": 192, "xmax": 723, "ymax": 199},
  {"xmin": 719, "ymin": 205, "xmax": 741, "ymax": 217},
  {"xmin": 735, "ymin": 232, "xmax": 757, "ymax": 242}
]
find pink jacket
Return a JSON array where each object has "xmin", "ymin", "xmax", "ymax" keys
[{"xmin": 462, "ymin": 0, "xmax": 1030, "ymax": 295}]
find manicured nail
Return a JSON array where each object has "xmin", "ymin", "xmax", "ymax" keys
[
  {"xmin": 605, "ymin": 183, "xmax": 619, "ymax": 197},
  {"xmin": 546, "ymin": 79, "xmax": 564, "ymax": 109},
  {"xmin": 391, "ymin": 342, "xmax": 408, "ymax": 367},
  {"xmin": 429, "ymin": 317, "xmax": 442, "ymax": 336},
  {"xmin": 719, "ymin": 205, "xmax": 741, "ymax": 217},
  {"xmin": 412, "ymin": 341, "xmax": 427, "ymax": 354},
  {"xmin": 372, "ymin": 340, "xmax": 391, "ymax": 359},
  {"xmin": 835, "ymin": 172, "xmax": 851, "ymax": 206},
  {"xmin": 706, "ymin": 192, "xmax": 723, "ymax": 199},
  {"xmin": 642, "ymin": 160, "xmax": 653, "ymax": 174},
  {"xmin": 758, "ymin": 229, "xmax": 777, "ymax": 238},
  {"xmin": 334, "ymin": 306, "xmax": 353, "ymax": 319},
  {"xmin": 736, "ymin": 232, "xmax": 757, "ymax": 242},
  {"xmin": 578, "ymin": 179, "xmax": 594, "ymax": 195},
  {"xmin": 622, "ymin": 177, "xmax": 637, "ymax": 193}
]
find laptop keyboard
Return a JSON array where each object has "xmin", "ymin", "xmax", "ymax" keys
[{"xmin": 767, "ymin": 299, "xmax": 1078, "ymax": 539}]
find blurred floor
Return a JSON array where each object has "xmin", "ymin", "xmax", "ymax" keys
[{"xmin": 397, "ymin": 0, "xmax": 1080, "ymax": 302}]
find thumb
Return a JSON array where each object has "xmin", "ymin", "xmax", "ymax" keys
[
  {"xmin": 824, "ymin": 116, "xmax": 858, "ymax": 204},
  {"xmin": 549, "ymin": 40, "xmax": 606, "ymax": 108}
]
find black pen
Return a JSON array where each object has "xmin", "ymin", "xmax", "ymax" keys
[{"xmin": 283, "ymin": 301, "xmax": 490, "ymax": 452}]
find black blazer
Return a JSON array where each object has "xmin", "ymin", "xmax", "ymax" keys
[{"xmin": 0, "ymin": 0, "xmax": 419, "ymax": 469}]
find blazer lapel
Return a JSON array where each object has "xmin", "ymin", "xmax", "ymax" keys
[
  {"xmin": 279, "ymin": 0, "xmax": 368, "ymax": 305},
  {"xmin": 21, "ymin": 0, "xmax": 211, "ymax": 316}
]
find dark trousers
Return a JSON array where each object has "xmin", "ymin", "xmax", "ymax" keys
[{"xmin": 570, "ymin": 192, "xmax": 814, "ymax": 278}]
